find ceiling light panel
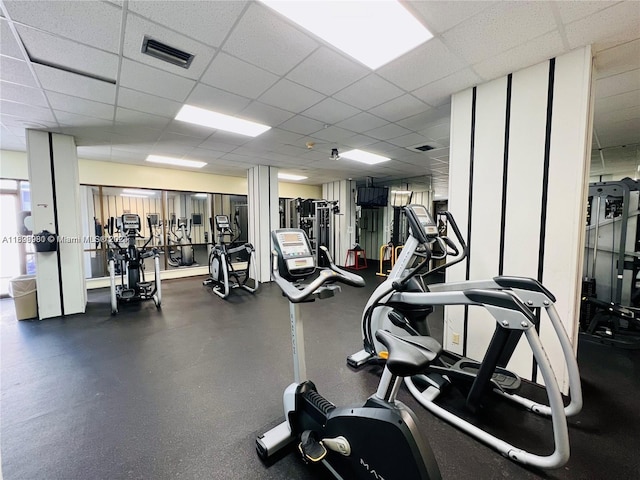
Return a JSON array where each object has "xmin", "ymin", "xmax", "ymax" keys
[
  {"xmin": 341, "ymin": 149, "xmax": 391, "ymax": 165},
  {"xmin": 278, "ymin": 173, "xmax": 308, "ymax": 181},
  {"xmin": 175, "ymin": 105, "xmax": 271, "ymax": 137},
  {"xmin": 259, "ymin": 0, "xmax": 433, "ymax": 70},
  {"xmin": 146, "ymin": 154, "xmax": 207, "ymax": 168},
  {"xmin": 122, "ymin": 189, "xmax": 155, "ymax": 195}
]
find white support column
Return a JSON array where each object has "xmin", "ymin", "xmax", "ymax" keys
[
  {"xmin": 248, "ymin": 165, "xmax": 279, "ymax": 283},
  {"xmin": 27, "ymin": 130, "xmax": 86, "ymax": 319},
  {"xmin": 445, "ymin": 47, "xmax": 593, "ymax": 392},
  {"xmin": 322, "ymin": 180, "xmax": 356, "ymax": 267}
]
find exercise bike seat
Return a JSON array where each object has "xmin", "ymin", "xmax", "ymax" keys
[{"xmin": 376, "ymin": 330, "xmax": 442, "ymax": 377}]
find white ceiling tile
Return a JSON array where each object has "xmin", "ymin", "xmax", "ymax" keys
[
  {"xmin": 596, "ymin": 69, "xmax": 640, "ymax": 99},
  {"xmin": 368, "ymin": 94, "xmax": 430, "ymax": 122},
  {"xmin": 155, "ymin": 132, "xmax": 204, "ymax": 149},
  {"xmin": 122, "ymin": 14, "xmax": 216, "ymax": 80},
  {"xmin": 412, "ymin": 68, "xmax": 481, "ymax": 107},
  {"xmin": 301, "ymin": 97, "xmax": 360, "ymax": 125},
  {"xmin": 442, "ymin": 2, "xmax": 556, "ymax": 65},
  {"xmin": 595, "ymin": 90, "xmax": 640, "ymax": 114},
  {"xmin": 309, "ymin": 126, "xmax": 354, "ymax": 143},
  {"xmin": 334, "ymin": 74, "xmax": 404, "ymax": 111},
  {"xmin": 0, "ymin": 81, "xmax": 48, "ymax": 107},
  {"xmin": 387, "ymin": 133, "xmax": 434, "ymax": 148},
  {"xmin": 472, "ymin": 31, "xmax": 566, "ymax": 81},
  {"xmin": 1, "ymin": 100, "xmax": 55, "ymax": 123},
  {"xmin": 0, "ymin": 131, "xmax": 26, "ymax": 150},
  {"xmin": 240, "ymin": 101, "xmax": 294, "ymax": 126},
  {"xmin": 259, "ymin": 79, "xmax": 324, "ymax": 113},
  {"xmin": 115, "ymin": 107, "xmax": 172, "ymax": 129},
  {"xmin": 595, "ymin": 105, "xmax": 640, "ymax": 127},
  {"xmin": 378, "ymin": 38, "xmax": 467, "ymax": 91},
  {"xmin": 0, "ymin": 56, "xmax": 36, "ymax": 87},
  {"xmin": 16, "ymin": 25, "xmax": 118, "ymax": 80},
  {"xmin": 186, "ymin": 83, "xmax": 251, "ymax": 115},
  {"xmin": 119, "ymin": 59, "xmax": 195, "ymax": 102},
  {"xmin": 222, "ymin": 3, "xmax": 318, "ymax": 75},
  {"xmin": 54, "ymin": 110, "xmax": 113, "ymax": 128},
  {"xmin": 117, "ymin": 87, "xmax": 182, "ymax": 118},
  {"xmin": 335, "ymin": 112, "xmax": 387, "ymax": 133},
  {"xmin": 111, "ymin": 123, "xmax": 162, "ymax": 145},
  {"xmin": 407, "ymin": 1, "xmax": 497, "ymax": 33},
  {"xmin": 341, "ymin": 134, "xmax": 379, "ymax": 148},
  {"xmin": 201, "ymin": 52, "xmax": 279, "ymax": 99},
  {"xmin": 565, "ymin": 2, "xmax": 640, "ymax": 52},
  {"xmin": 555, "ymin": 1, "xmax": 619, "ymax": 24},
  {"xmin": 419, "ymin": 122, "xmax": 450, "ymax": 140},
  {"xmin": 1, "ymin": 19, "xmax": 25, "ymax": 60},
  {"xmin": 396, "ymin": 105, "xmax": 451, "ymax": 131},
  {"xmin": 197, "ymin": 138, "xmax": 241, "ymax": 153},
  {"xmin": 34, "ymin": 64, "xmax": 115, "ymax": 103},
  {"xmin": 364, "ymin": 123, "xmax": 413, "ymax": 141},
  {"xmin": 286, "ymin": 47, "xmax": 369, "ymax": 96},
  {"xmin": 204, "ymin": 131, "xmax": 252, "ymax": 146},
  {"xmin": 46, "ymin": 91, "xmax": 114, "ymax": 120},
  {"xmin": 278, "ymin": 115, "xmax": 325, "ymax": 135},
  {"xmin": 165, "ymin": 119, "xmax": 217, "ymax": 138},
  {"xmin": 128, "ymin": 1, "xmax": 246, "ymax": 47},
  {"xmin": 595, "ymin": 40, "xmax": 640, "ymax": 79},
  {"xmin": 4, "ymin": 0, "xmax": 122, "ymax": 53}
]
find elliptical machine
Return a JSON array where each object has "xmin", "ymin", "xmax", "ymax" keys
[
  {"xmin": 347, "ymin": 204, "xmax": 582, "ymax": 469},
  {"xmin": 107, "ymin": 214, "xmax": 162, "ymax": 315},
  {"xmin": 167, "ymin": 217, "xmax": 195, "ymax": 267},
  {"xmin": 256, "ymin": 228, "xmax": 442, "ymax": 479},
  {"xmin": 203, "ymin": 215, "xmax": 258, "ymax": 299}
]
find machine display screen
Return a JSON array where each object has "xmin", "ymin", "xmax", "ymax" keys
[
  {"xmin": 277, "ymin": 231, "xmax": 312, "ymax": 259},
  {"xmin": 409, "ymin": 206, "xmax": 439, "ymax": 236},
  {"xmin": 122, "ymin": 214, "xmax": 141, "ymax": 231},
  {"xmin": 215, "ymin": 215, "xmax": 230, "ymax": 229}
]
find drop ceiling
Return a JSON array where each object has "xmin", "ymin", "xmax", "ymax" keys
[{"xmin": 0, "ymin": 1, "xmax": 639, "ymax": 195}]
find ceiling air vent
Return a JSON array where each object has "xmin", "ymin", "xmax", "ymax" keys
[
  {"xmin": 414, "ymin": 144, "xmax": 435, "ymax": 151},
  {"xmin": 141, "ymin": 36, "xmax": 194, "ymax": 69},
  {"xmin": 406, "ymin": 142, "xmax": 442, "ymax": 153}
]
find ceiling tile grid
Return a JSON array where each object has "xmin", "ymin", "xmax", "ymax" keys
[{"xmin": 0, "ymin": 0, "xmax": 638, "ymax": 187}]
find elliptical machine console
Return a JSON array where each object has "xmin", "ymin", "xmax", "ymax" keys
[{"xmin": 256, "ymin": 228, "xmax": 442, "ymax": 480}]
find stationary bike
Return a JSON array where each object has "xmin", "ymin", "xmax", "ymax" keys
[
  {"xmin": 256, "ymin": 228, "xmax": 442, "ymax": 480},
  {"xmin": 203, "ymin": 215, "xmax": 258, "ymax": 299},
  {"xmin": 167, "ymin": 217, "xmax": 195, "ymax": 267},
  {"xmin": 107, "ymin": 214, "xmax": 162, "ymax": 315},
  {"xmin": 348, "ymin": 204, "xmax": 582, "ymax": 469}
]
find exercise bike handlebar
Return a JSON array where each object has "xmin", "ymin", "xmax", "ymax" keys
[{"xmin": 271, "ymin": 248, "xmax": 365, "ymax": 303}]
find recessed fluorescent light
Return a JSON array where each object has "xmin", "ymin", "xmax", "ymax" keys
[
  {"xmin": 392, "ymin": 190, "xmax": 412, "ymax": 195},
  {"xmin": 341, "ymin": 149, "xmax": 391, "ymax": 165},
  {"xmin": 175, "ymin": 105, "xmax": 271, "ymax": 137},
  {"xmin": 193, "ymin": 193, "xmax": 208, "ymax": 198},
  {"xmin": 122, "ymin": 188, "xmax": 154, "ymax": 196},
  {"xmin": 121, "ymin": 194, "xmax": 150, "ymax": 199},
  {"xmin": 259, "ymin": 0, "xmax": 432, "ymax": 70},
  {"xmin": 278, "ymin": 173, "xmax": 308, "ymax": 181},
  {"xmin": 146, "ymin": 155, "xmax": 206, "ymax": 169}
]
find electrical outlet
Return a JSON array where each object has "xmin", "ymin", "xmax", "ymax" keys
[{"xmin": 452, "ymin": 333, "xmax": 460, "ymax": 345}]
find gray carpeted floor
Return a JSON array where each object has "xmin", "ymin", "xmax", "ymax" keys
[{"xmin": 1, "ymin": 269, "xmax": 638, "ymax": 479}]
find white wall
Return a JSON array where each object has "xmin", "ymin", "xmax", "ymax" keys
[{"xmin": 446, "ymin": 47, "xmax": 594, "ymax": 391}]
